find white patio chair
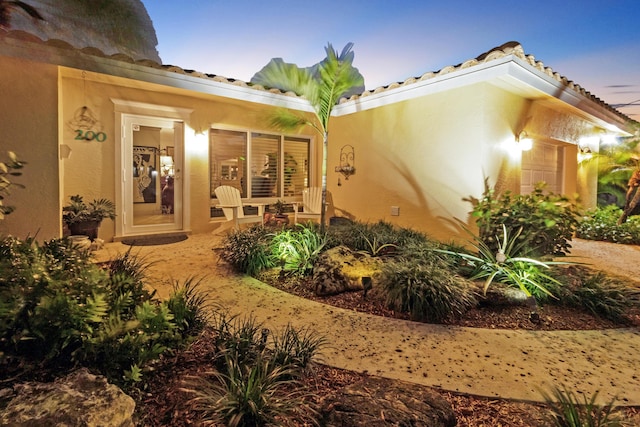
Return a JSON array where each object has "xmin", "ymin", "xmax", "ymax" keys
[
  {"xmin": 293, "ymin": 187, "xmax": 323, "ymax": 223},
  {"xmin": 214, "ymin": 185, "xmax": 264, "ymax": 230}
]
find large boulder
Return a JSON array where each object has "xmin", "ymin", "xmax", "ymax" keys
[
  {"xmin": 321, "ymin": 376, "xmax": 456, "ymax": 426},
  {"xmin": 0, "ymin": 368, "xmax": 135, "ymax": 427},
  {"xmin": 312, "ymin": 245, "xmax": 382, "ymax": 296}
]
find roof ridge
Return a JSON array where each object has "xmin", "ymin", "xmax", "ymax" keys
[{"xmin": 0, "ymin": 30, "xmax": 631, "ymax": 124}]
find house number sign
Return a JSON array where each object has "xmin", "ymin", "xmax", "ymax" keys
[{"xmin": 74, "ymin": 129, "xmax": 107, "ymax": 142}]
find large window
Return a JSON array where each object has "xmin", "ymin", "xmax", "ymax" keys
[{"xmin": 210, "ymin": 128, "xmax": 311, "ymax": 209}]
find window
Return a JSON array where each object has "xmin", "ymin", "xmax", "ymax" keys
[{"xmin": 210, "ymin": 128, "xmax": 311, "ymax": 216}]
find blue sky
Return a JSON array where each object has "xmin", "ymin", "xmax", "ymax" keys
[{"xmin": 142, "ymin": 0, "xmax": 640, "ymax": 120}]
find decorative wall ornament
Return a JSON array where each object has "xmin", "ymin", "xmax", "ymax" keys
[
  {"xmin": 335, "ymin": 144, "xmax": 356, "ymax": 180},
  {"xmin": 66, "ymin": 71, "xmax": 106, "ymax": 141}
]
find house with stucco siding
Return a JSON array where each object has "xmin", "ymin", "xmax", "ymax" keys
[{"xmin": 0, "ymin": 30, "xmax": 635, "ymax": 243}]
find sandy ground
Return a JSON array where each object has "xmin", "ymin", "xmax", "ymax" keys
[{"xmin": 93, "ymin": 235, "xmax": 640, "ymax": 405}]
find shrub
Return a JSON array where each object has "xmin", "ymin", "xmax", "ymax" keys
[
  {"xmin": 551, "ymin": 268, "xmax": 639, "ymax": 323},
  {"xmin": 270, "ymin": 224, "xmax": 327, "ymax": 276},
  {"xmin": 468, "ymin": 181, "xmax": 580, "ymax": 256},
  {"xmin": 542, "ymin": 385, "xmax": 628, "ymax": 427},
  {"xmin": 576, "ymin": 205, "xmax": 640, "ymax": 245},
  {"xmin": 326, "ymin": 220, "xmax": 399, "ymax": 254},
  {"xmin": 0, "ymin": 236, "xmax": 206, "ymax": 385},
  {"xmin": 183, "ymin": 353, "xmax": 318, "ymax": 427},
  {"xmin": 379, "ymin": 259, "xmax": 477, "ymax": 323},
  {"xmin": 186, "ymin": 312, "xmax": 325, "ymax": 426},
  {"xmin": 219, "ymin": 226, "xmax": 274, "ymax": 275},
  {"xmin": 270, "ymin": 323, "xmax": 326, "ymax": 374},
  {"xmin": 437, "ymin": 225, "xmax": 565, "ymax": 302}
]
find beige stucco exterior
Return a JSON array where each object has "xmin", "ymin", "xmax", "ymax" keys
[{"xmin": 0, "ymin": 35, "xmax": 634, "ymax": 243}]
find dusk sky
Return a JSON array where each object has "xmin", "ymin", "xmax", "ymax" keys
[{"xmin": 142, "ymin": 1, "xmax": 640, "ymax": 121}]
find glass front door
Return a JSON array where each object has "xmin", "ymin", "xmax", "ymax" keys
[{"xmin": 123, "ymin": 115, "xmax": 183, "ymax": 235}]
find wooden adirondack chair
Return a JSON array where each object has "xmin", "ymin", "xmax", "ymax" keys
[
  {"xmin": 293, "ymin": 187, "xmax": 323, "ymax": 223},
  {"xmin": 214, "ymin": 185, "xmax": 264, "ymax": 229}
]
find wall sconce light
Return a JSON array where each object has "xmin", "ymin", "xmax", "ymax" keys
[
  {"xmin": 577, "ymin": 144, "xmax": 593, "ymax": 162},
  {"xmin": 335, "ymin": 144, "xmax": 356, "ymax": 180},
  {"xmin": 516, "ymin": 131, "xmax": 533, "ymax": 151}
]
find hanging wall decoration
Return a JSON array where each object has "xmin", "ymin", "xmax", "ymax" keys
[{"xmin": 66, "ymin": 71, "xmax": 106, "ymax": 142}]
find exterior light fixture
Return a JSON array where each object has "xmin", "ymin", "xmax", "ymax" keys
[
  {"xmin": 516, "ymin": 131, "xmax": 533, "ymax": 151},
  {"xmin": 577, "ymin": 144, "xmax": 593, "ymax": 162},
  {"xmin": 335, "ymin": 144, "xmax": 356, "ymax": 180}
]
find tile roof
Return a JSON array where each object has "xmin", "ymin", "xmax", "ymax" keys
[{"xmin": 1, "ymin": 31, "xmax": 632, "ymax": 123}]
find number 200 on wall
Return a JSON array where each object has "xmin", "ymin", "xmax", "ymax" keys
[{"xmin": 75, "ymin": 129, "xmax": 107, "ymax": 142}]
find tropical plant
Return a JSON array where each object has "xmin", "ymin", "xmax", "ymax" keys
[
  {"xmin": 379, "ymin": 259, "xmax": 477, "ymax": 323},
  {"xmin": 219, "ymin": 225, "xmax": 274, "ymax": 276},
  {"xmin": 183, "ymin": 353, "xmax": 318, "ymax": 427},
  {"xmin": 542, "ymin": 385, "xmax": 628, "ymax": 426},
  {"xmin": 551, "ymin": 268, "xmax": 639, "ymax": 323},
  {"xmin": 251, "ymin": 43, "xmax": 365, "ymax": 230},
  {"xmin": 0, "ymin": 0, "xmax": 43, "ymax": 30},
  {"xmin": 270, "ymin": 323, "xmax": 326, "ymax": 374},
  {"xmin": 467, "ymin": 180, "xmax": 580, "ymax": 256},
  {"xmin": 586, "ymin": 124, "xmax": 640, "ymax": 224},
  {"xmin": 576, "ymin": 205, "xmax": 640, "ymax": 245},
  {"xmin": 0, "ymin": 151, "xmax": 25, "ymax": 220},
  {"xmin": 62, "ymin": 194, "xmax": 116, "ymax": 226},
  {"xmin": 0, "ymin": 236, "xmax": 206, "ymax": 385},
  {"xmin": 269, "ymin": 224, "xmax": 326, "ymax": 276},
  {"xmin": 437, "ymin": 224, "xmax": 565, "ymax": 301}
]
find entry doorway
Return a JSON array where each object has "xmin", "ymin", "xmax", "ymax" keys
[
  {"xmin": 121, "ymin": 115, "xmax": 184, "ymax": 236},
  {"xmin": 521, "ymin": 141, "xmax": 564, "ymax": 194}
]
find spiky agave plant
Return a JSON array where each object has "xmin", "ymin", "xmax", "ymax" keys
[{"xmin": 436, "ymin": 224, "xmax": 567, "ymax": 300}]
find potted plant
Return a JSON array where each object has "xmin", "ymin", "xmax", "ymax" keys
[{"xmin": 63, "ymin": 194, "xmax": 116, "ymax": 240}]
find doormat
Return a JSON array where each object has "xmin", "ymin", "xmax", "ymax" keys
[{"xmin": 121, "ymin": 234, "xmax": 188, "ymax": 246}]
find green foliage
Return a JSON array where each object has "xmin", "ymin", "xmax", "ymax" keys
[
  {"xmin": 270, "ymin": 323, "xmax": 326, "ymax": 374},
  {"xmin": 379, "ymin": 259, "xmax": 477, "ymax": 323},
  {"xmin": 0, "ymin": 236, "xmax": 205, "ymax": 385},
  {"xmin": 270, "ymin": 224, "xmax": 327, "ymax": 276},
  {"xmin": 0, "ymin": 151, "xmax": 25, "ymax": 220},
  {"xmin": 576, "ymin": 206, "xmax": 640, "ymax": 244},
  {"xmin": 184, "ymin": 353, "xmax": 318, "ymax": 427},
  {"xmin": 167, "ymin": 277, "xmax": 211, "ymax": 337},
  {"xmin": 188, "ymin": 312, "xmax": 324, "ymax": 425},
  {"xmin": 220, "ymin": 225, "xmax": 274, "ymax": 276},
  {"xmin": 591, "ymin": 129, "xmax": 640, "ymax": 208},
  {"xmin": 542, "ymin": 385, "xmax": 628, "ymax": 426},
  {"xmin": 62, "ymin": 194, "xmax": 116, "ymax": 226},
  {"xmin": 326, "ymin": 220, "xmax": 402, "ymax": 255},
  {"xmin": 468, "ymin": 181, "xmax": 580, "ymax": 256},
  {"xmin": 437, "ymin": 225, "xmax": 565, "ymax": 302},
  {"xmin": 551, "ymin": 268, "xmax": 639, "ymax": 323}
]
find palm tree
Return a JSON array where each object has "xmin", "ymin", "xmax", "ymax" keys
[
  {"xmin": 251, "ymin": 43, "xmax": 365, "ymax": 230},
  {"xmin": 0, "ymin": 1, "xmax": 43, "ymax": 30},
  {"xmin": 586, "ymin": 124, "xmax": 640, "ymax": 224}
]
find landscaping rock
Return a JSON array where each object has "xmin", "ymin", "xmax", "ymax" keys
[
  {"xmin": 0, "ymin": 368, "xmax": 135, "ymax": 427},
  {"xmin": 321, "ymin": 376, "xmax": 456, "ymax": 427},
  {"xmin": 312, "ymin": 245, "xmax": 382, "ymax": 296}
]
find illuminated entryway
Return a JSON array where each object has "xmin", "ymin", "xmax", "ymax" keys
[
  {"xmin": 121, "ymin": 114, "xmax": 184, "ymax": 236},
  {"xmin": 521, "ymin": 140, "xmax": 564, "ymax": 194}
]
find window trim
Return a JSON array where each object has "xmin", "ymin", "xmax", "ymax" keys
[{"xmin": 209, "ymin": 125, "xmax": 316, "ymax": 206}]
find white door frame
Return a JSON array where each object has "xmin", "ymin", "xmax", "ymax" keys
[{"xmin": 111, "ymin": 99, "xmax": 193, "ymax": 238}]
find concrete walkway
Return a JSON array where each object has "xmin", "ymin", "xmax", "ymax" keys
[{"xmin": 93, "ymin": 234, "xmax": 640, "ymax": 405}]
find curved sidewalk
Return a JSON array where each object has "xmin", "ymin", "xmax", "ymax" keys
[{"xmin": 94, "ymin": 234, "xmax": 640, "ymax": 405}]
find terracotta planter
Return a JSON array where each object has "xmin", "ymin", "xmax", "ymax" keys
[{"xmin": 68, "ymin": 220, "xmax": 101, "ymax": 240}]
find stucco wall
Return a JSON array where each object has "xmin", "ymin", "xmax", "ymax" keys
[
  {"xmin": 59, "ymin": 69, "xmax": 316, "ymax": 240},
  {"xmin": 328, "ymin": 83, "xmax": 530, "ymax": 242},
  {"xmin": 0, "ymin": 56, "xmax": 60, "ymax": 240}
]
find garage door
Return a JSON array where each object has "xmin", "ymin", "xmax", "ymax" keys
[{"xmin": 521, "ymin": 141, "xmax": 563, "ymax": 194}]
